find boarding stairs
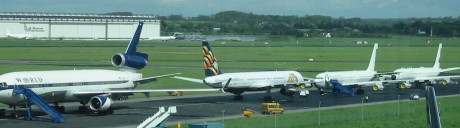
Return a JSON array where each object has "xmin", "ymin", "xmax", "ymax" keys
[
  {"xmin": 329, "ymin": 80, "xmax": 355, "ymax": 96},
  {"xmin": 12, "ymin": 88, "xmax": 65, "ymax": 123},
  {"xmin": 137, "ymin": 106, "xmax": 177, "ymax": 128}
]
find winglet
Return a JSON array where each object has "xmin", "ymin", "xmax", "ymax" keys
[
  {"xmin": 366, "ymin": 43, "xmax": 378, "ymax": 72},
  {"xmin": 221, "ymin": 78, "xmax": 232, "ymax": 93},
  {"xmin": 126, "ymin": 22, "xmax": 144, "ymax": 54},
  {"xmin": 433, "ymin": 43, "xmax": 442, "ymax": 69}
]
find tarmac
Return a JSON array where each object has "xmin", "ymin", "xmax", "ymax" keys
[{"xmin": 0, "ymin": 84, "xmax": 459, "ymax": 128}]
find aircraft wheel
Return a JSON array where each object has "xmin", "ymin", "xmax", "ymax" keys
[
  {"xmin": 78, "ymin": 106, "xmax": 88, "ymax": 114},
  {"xmin": 234, "ymin": 95, "xmax": 243, "ymax": 101},
  {"xmin": 10, "ymin": 113, "xmax": 18, "ymax": 119},
  {"xmin": 107, "ymin": 108, "xmax": 114, "ymax": 114},
  {"xmin": 263, "ymin": 96, "xmax": 273, "ymax": 102},
  {"xmin": 59, "ymin": 106, "xmax": 65, "ymax": 113}
]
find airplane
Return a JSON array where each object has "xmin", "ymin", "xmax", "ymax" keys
[
  {"xmin": 5, "ymin": 29, "xmax": 33, "ymax": 39},
  {"xmin": 0, "ymin": 22, "xmax": 220, "ymax": 118},
  {"xmin": 173, "ymin": 41, "xmax": 307, "ymax": 101},
  {"xmin": 378, "ymin": 43, "xmax": 460, "ymax": 89},
  {"xmin": 147, "ymin": 32, "xmax": 182, "ymax": 41},
  {"xmin": 310, "ymin": 43, "xmax": 382, "ymax": 96}
]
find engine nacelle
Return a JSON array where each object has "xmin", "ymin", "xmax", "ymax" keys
[
  {"xmin": 280, "ymin": 85, "xmax": 297, "ymax": 97},
  {"xmin": 372, "ymin": 83, "xmax": 384, "ymax": 91},
  {"xmin": 398, "ymin": 82, "xmax": 412, "ymax": 89},
  {"xmin": 111, "ymin": 53, "xmax": 148, "ymax": 70},
  {"xmin": 89, "ymin": 95, "xmax": 113, "ymax": 111}
]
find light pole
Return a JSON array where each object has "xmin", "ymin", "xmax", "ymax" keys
[
  {"xmin": 221, "ymin": 110, "xmax": 225, "ymax": 123},
  {"xmin": 398, "ymin": 95, "xmax": 400, "ymax": 116},
  {"xmin": 361, "ymin": 98, "xmax": 364, "ymax": 120},
  {"xmin": 318, "ymin": 101, "xmax": 322, "ymax": 126}
]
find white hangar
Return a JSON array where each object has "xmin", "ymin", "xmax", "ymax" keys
[{"xmin": 0, "ymin": 12, "xmax": 160, "ymax": 40}]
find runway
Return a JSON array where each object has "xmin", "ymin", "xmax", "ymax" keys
[{"xmin": 0, "ymin": 85, "xmax": 459, "ymax": 128}]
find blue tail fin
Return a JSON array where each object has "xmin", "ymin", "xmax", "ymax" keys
[
  {"xmin": 126, "ymin": 22, "xmax": 148, "ymax": 60},
  {"xmin": 202, "ymin": 41, "xmax": 222, "ymax": 76}
]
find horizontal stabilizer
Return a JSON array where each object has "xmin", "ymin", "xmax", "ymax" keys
[
  {"xmin": 329, "ymin": 80, "xmax": 355, "ymax": 96},
  {"xmin": 134, "ymin": 73, "xmax": 181, "ymax": 85},
  {"xmin": 441, "ymin": 67, "xmax": 460, "ymax": 73},
  {"xmin": 172, "ymin": 76, "xmax": 204, "ymax": 83}
]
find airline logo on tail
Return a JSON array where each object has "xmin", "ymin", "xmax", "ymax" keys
[{"xmin": 202, "ymin": 41, "xmax": 222, "ymax": 76}]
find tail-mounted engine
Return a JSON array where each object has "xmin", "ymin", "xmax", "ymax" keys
[
  {"xmin": 111, "ymin": 22, "xmax": 148, "ymax": 70},
  {"xmin": 111, "ymin": 52, "xmax": 148, "ymax": 70}
]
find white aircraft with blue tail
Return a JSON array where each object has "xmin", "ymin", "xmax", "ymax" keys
[{"xmin": 0, "ymin": 22, "xmax": 219, "ymax": 122}]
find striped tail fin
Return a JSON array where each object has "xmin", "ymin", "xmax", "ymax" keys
[{"xmin": 202, "ymin": 41, "xmax": 222, "ymax": 76}]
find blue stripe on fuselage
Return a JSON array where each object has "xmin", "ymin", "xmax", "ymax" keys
[{"xmin": 0, "ymin": 80, "xmax": 129, "ymax": 91}]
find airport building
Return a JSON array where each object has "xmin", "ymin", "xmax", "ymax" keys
[{"xmin": 0, "ymin": 12, "xmax": 160, "ymax": 40}]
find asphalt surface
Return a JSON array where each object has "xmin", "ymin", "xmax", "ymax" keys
[{"xmin": 1, "ymin": 84, "xmax": 459, "ymax": 128}]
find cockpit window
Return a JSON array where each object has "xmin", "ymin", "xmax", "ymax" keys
[{"xmin": 316, "ymin": 77, "xmax": 323, "ymax": 79}]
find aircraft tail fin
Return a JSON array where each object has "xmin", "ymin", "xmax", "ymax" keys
[
  {"xmin": 366, "ymin": 43, "xmax": 378, "ymax": 72},
  {"xmin": 202, "ymin": 41, "xmax": 222, "ymax": 76},
  {"xmin": 125, "ymin": 22, "xmax": 148, "ymax": 60},
  {"xmin": 433, "ymin": 43, "xmax": 442, "ymax": 69}
]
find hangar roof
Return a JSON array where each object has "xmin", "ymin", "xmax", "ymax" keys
[{"xmin": 0, "ymin": 12, "xmax": 158, "ymax": 22}]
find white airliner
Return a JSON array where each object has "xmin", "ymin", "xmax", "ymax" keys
[
  {"xmin": 174, "ymin": 41, "xmax": 306, "ymax": 101},
  {"xmin": 310, "ymin": 43, "xmax": 382, "ymax": 96},
  {"xmin": 0, "ymin": 22, "xmax": 219, "ymax": 117},
  {"xmin": 147, "ymin": 32, "xmax": 181, "ymax": 41},
  {"xmin": 378, "ymin": 43, "xmax": 460, "ymax": 89},
  {"xmin": 5, "ymin": 29, "xmax": 33, "ymax": 39}
]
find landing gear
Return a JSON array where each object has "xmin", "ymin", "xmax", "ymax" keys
[
  {"xmin": 263, "ymin": 96, "xmax": 273, "ymax": 102},
  {"xmin": 97, "ymin": 108, "xmax": 114, "ymax": 116},
  {"xmin": 355, "ymin": 88, "xmax": 365, "ymax": 95},
  {"xmin": 319, "ymin": 89, "xmax": 325, "ymax": 95},
  {"xmin": 53, "ymin": 103, "xmax": 65, "ymax": 113},
  {"xmin": 234, "ymin": 95, "xmax": 243, "ymax": 101},
  {"xmin": 231, "ymin": 91, "xmax": 244, "ymax": 101},
  {"xmin": 78, "ymin": 106, "xmax": 89, "ymax": 114}
]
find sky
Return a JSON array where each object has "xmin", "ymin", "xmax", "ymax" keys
[{"xmin": 1, "ymin": 0, "xmax": 459, "ymax": 18}]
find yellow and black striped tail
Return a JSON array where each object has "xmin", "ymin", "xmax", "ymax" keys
[{"xmin": 202, "ymin": 41, "xmax": 222, "ymax": 76}]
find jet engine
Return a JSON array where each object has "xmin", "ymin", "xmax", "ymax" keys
[
  {"xmin": 89, "ymin": 95, "xmax": 113, "ymax": 111},
  {"xmin": 398, "ymin": 82, "xmax": 412, "ymax": 89},
  {"xmin": 280, "ymin": 85, "xmax": 297, "ymax": 97},
  {"xmin": 390, "ymin": 75, "xmax": 397, "ymax": 80},
  {"xmin": 111, "ymin": 52, "xmax": 148, "ymax": 70},
  {"xmin": 372, "ymin": 83, "xmax": 384, "ymax": 91}
]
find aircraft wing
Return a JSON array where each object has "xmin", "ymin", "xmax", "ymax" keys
[
  {"xmin": 378, "ymin": 75, "xmax": 460, "ymax": 84},
  {"xmin": 341, "ymin": 81, "xmax": 382, "ymax": 87},
  {"xmin": 172, "ymin": 76, "xmax": 204, "ymax": 83},
  {"xmin": 133, "ymin": 73, "xmax": 181, "ymax": 85},
  {"xmin": 414, "ymin": 75, "xmax": 460, "ymax": 82},
  {"xmin": 72, "ymin": 88, "xmax": 221, "ymax": 95}
]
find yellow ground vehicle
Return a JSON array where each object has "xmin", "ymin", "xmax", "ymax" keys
[
  {"xmin": 167, "ymin": 91, "xmax": 183, "ymax": 96},
  {"xmin": 242, "ymin": 108, "xmax": 255, "ymax": 117},
  {"xmin": 261, "ymin": 102, "xmax": 284, "ymax": 114}
]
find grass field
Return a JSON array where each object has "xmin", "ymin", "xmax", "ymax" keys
[
  {"xmin": 171, "ymin": 96, "xmax": 460, "ymax": 128},
  {"xmin": 0, "ymin": 37, "xmax": 459, "ymax": 99},
  {"xmin": 0, "ymin": 36, "xmax": 459, "ymax": 126}
]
